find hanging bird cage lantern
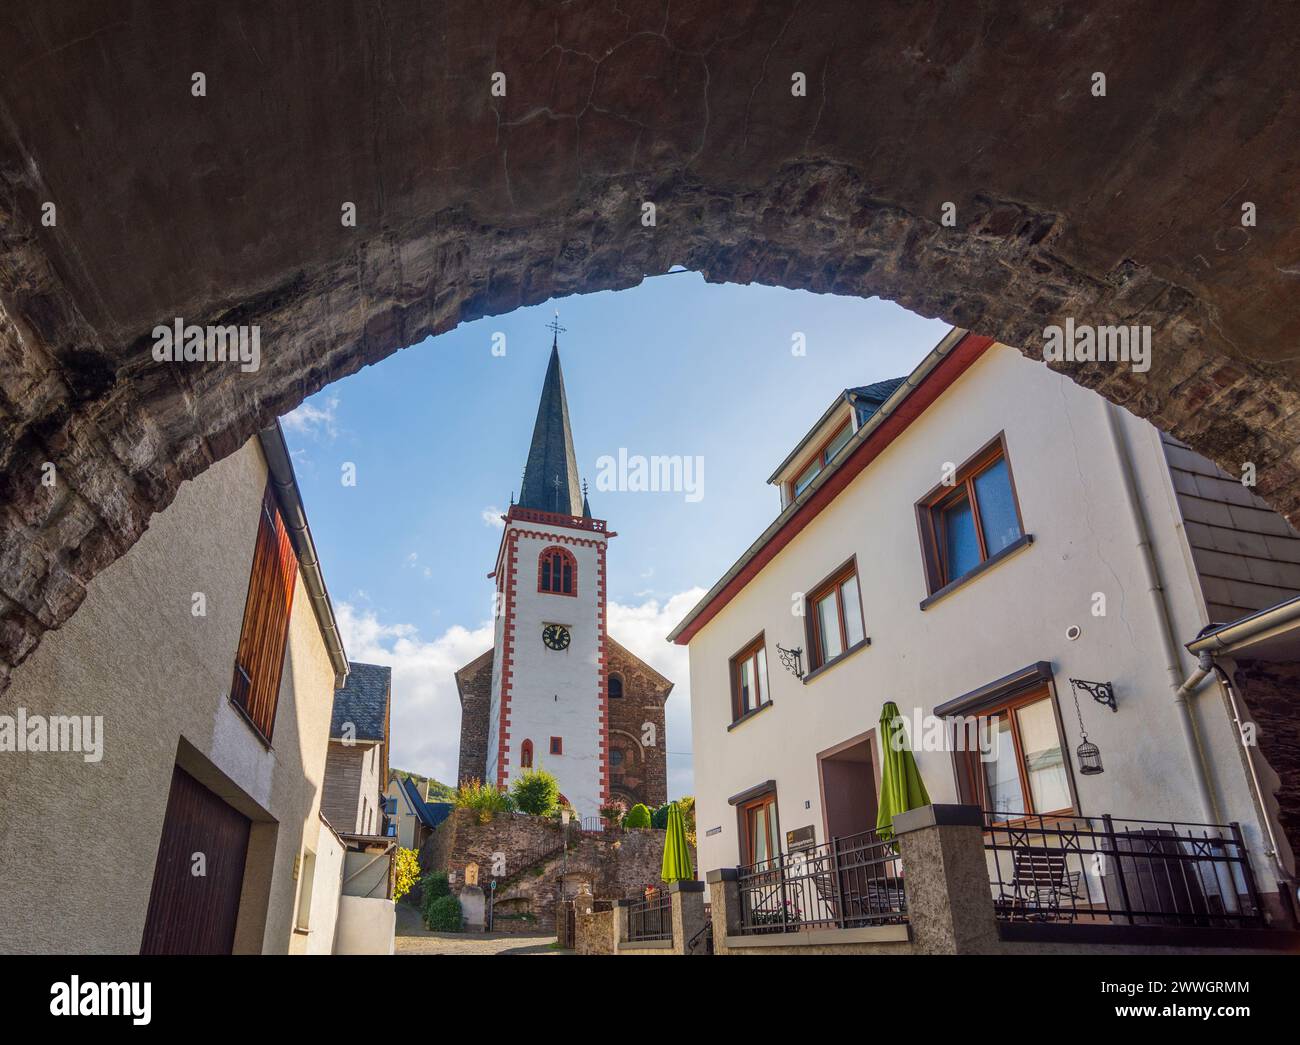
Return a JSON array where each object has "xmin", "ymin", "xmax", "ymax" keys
[
  {"xmin": 1075, "ymin": 734, "xmax": 1104, "ymax": 775},
  {"xmin": 1068, "ymin": 678, "xmax": 1111, "ymax": 776}
]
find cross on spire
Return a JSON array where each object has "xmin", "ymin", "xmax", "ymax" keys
[{"xmin": 546, "ymin": 311, "xmax": 566, "ymax": 348}]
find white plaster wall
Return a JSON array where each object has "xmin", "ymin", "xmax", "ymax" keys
[
  {"xmin": 0, "ymin": 438, "xmax": 338, "ymax": 954},
  {"xmin": 290, "ymin": 819, "xmax": 345, "ymax": 955},
  {"xmin": 335, "ymin": 895, "xmax": 395, "ymax": 955},
  {"xmin": 493, "ymin": 525, "xmax": 606, "ymax": 818},
  {"xmin": 689, "ymin": 344, "xmax": 1261, "ymax": 880},
  {"xmin": 386, "ymin": 777, "xmax": 417, "ymax": 849}
]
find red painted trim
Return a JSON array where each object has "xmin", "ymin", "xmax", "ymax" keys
[
  {"xmin": 671, "ymin": 333, "xmax": 996, "ymax": 645},
  {"xmin": 508, "ymin": 505, "xmax": 609, "ymax": 534},
  {"xmin": 495, "ymin": 530, "xmax": 520, "ymax": 789},
  {"xmin": 596, "ymin": 540, "xmax": 610, "ymax": 806}
]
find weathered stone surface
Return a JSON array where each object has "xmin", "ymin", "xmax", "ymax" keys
[
  {"xmin": 1, "ymin": 2, "xmax": 1300, "ymax": 681},
  {"xmin": 419, "ymin": 808, "xmax": 667, "ymax": 931}
]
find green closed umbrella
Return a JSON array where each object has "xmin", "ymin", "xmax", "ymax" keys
[
  {"xmin": 876, "ymin": 701, "xmax": 930, "ymax": 841},
  {"xmin": 660, "ymin": 801, "xmax": 695, "ymax": 883}
]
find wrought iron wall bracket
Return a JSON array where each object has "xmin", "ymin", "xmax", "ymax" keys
[
  {"xmin": 776, "ymin": 643, "xmax": 804, "ymax": 680},
  {"xmin": 1069, "ymin": 678, "xmax": 1117, "ymax": 713}
]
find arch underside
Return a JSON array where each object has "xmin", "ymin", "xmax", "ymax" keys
[{"xmin": 1, "ymin": 2, "xmax": 1298, "ymax": 684}]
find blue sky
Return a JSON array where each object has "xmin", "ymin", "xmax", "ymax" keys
[{"xmin": 281, "ymin": 273, "xmax": 950, "ymax": 796}]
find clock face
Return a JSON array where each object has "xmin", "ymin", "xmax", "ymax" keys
[{"xmin": 542, "ymin": 624, "xmax": 571, "ymax": 651}]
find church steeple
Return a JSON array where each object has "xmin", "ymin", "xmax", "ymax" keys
[{"xmin": 518, "ymin": 321, "xmax": 583, "ymax": 516}]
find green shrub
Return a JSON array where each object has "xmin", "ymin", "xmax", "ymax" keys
[
  {"xmin": 650, "ymin": 803, "xmax": 671, "ymax": 830},
  {"xmin": 510, "ymin": 767, "xmax": 560, "ymax": 816},
  {"xmin": 623, "ymin": 803, "xmax": 652, "ymax": 829},
  {"xmin": 455, "ymin": 778, "xmax": 514, "ymax": 822},
  {"xmin": 424, "ymin": 894, "xmax": 463, "ymax": 932},
  {"xmin": 420, "ymin": 874, "xmax": 452, "ymax": 928},
  {"xmin": 393, "ymin": 847, "xmax": 421, "ymax": 903}
]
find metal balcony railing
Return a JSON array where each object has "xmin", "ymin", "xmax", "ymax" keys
[
  {"xmin": 736, "ymin": 827, "xmax": 907, "ymax": 935},
  {"xmin": 983, "ymin": 811, "xmax": 1265, "ymax": 928}
]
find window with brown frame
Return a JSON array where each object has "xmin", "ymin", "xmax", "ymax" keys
[
  {"xmin": 520, "ymin": 739, "xmax": 533, "ymax": 768},
  {"xmin": 953, "ymin": 686, "xmax": 1073, "ymax": 821},
  {"xmin": 538, "ymin": 546, "xmax": 576, "ymax": 596},
  {"xmin": 738, "ymin": 792, "xmax": 779, "ymax": 868},
  {"xmin": 549, "ymin": 736, "xmax": 563, "ymax": 755},
  {"xmin": 729, "ymin": 634, "xmax": 771, "ymax": 723},
  {"xmin": 917, "ymin": 436, "xmax": 1024, "ymax": 594},
  {"xmin": 791, "ymin": 418, "xmax": 854, "ymax": 499},
  {"xmin": 805, "ymin": 560, "xmax": 866, "ymax": 670},
  {"xmin": 229, "ymin": 484, "xmax": 298, "ymax": 743}
]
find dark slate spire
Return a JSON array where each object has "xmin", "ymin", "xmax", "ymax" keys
[
  {"xmin": 582, "ymin": 478, "xmax": 592, "ymax": 519},
  {"xmin": 519, "ymin": 334, "xmax": 582, "ymax": 516}
]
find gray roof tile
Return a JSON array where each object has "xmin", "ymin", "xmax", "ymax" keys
[{"xmin": 331, "ymin": 662, "xmax": 391, "ymax": 741}]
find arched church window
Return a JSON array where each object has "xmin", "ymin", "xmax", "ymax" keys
[
  {"xmin": 608, "ymin": 673, "xmax": 623, "ymax": 698},
  {"xmin": 610, "ymin": 748, "xmax": 624, "ymax": 768},
  {"xmin": 520, "ymin": 739, "xmax": 533, "ymax": 768},
  {"xmin": 538, "ymin": 546, "xmax": 577, "ymax": 596}
]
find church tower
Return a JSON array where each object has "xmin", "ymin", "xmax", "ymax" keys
[{"xmin": 482, "ymin": 328, "xmax": 610, "ymax": 818}]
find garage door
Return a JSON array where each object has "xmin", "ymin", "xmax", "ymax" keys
[{"xmin": 140, "ymin": 765, "xmax": 252, "ymax": 954}]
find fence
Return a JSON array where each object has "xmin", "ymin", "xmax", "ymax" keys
[
  {"xmin": 736, "ymin": 827, "xmax": 907, "ymax": 934},
  {"xmin": 983, "ymin": 812, "xmax": 1265, "ymax": 928},
  {"xmin": 626, "ymin": 888, "xmax": 673, "ymax": 942}
]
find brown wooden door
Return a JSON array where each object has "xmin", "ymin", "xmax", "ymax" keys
[{"xmin": 140, "ymin": 766, "xmax": 252, "ymax": 954}]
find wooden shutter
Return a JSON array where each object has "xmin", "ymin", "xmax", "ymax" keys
[{"xmin": 230, "ymin": 483, "xmax": 298, "ymax": 741}]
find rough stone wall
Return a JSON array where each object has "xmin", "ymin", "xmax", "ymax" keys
[
  {"xmin": 455, "ymin": 650, "xmax": 493, "ymax": 786},
  {"xmin": 575, "ymin": 908, "xmax": 615, "ymax": 955},
  {"xmin": 3, "ymin": 2, "xmax": 1300, "ymax": 689},
  {"xmin": 1231, "ymin": 659, "xmax": 1300, "ymax": 866},
  {"xmin": 607, "ymin": 638, "xmax": 672, "ymax": 809},
  {"xmin": 419, "ymin": 807, "xmax": 666, "ymax": 930}
]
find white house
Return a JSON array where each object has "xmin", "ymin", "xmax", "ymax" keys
[{"xmin": 670, "ymin": 330, "xmax": 1300, "ymax": 932}]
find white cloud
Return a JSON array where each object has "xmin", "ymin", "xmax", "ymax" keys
[
  {"xmin": 282, "ymin": 395, "xmax": 340, "ymax": 439},
  {"xmin": 334, "ymin": 587, "xmax": 706, "ymax": 799},
  {"xmin": 481, "ymin": 506, "xmax": 505, "ymax": 529},
  {"xmin": 335, "ymin": 601, "xmax": 494, "ymax": 787}
]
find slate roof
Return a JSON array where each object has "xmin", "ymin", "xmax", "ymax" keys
[
  {"xmin": 518, "ymin": 342, "xmax": 584, "ymax": 516},
  {"xmin": 399, "ymin": 775, "xmax": 453, "ymax": 830},
  {"xmin": 848, "ymin": 377, "xmax": 906, "ymax": 404},
  {"xmin": 330, "ymin": 661, "xmax": 391, "ymax": 741}
]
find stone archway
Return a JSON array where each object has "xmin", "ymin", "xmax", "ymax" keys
[{"xmin": 2, "ymin": 3, "xmax": 1299, "ymax": 683}]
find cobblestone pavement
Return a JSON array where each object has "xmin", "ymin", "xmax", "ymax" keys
[{"xmin": 394, "ymin": 901, "xmax": 564, "ymax": 955}]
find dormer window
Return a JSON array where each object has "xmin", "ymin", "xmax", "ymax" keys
[{"xmin": 792, "ymin": 420, "xmax": 854, "ymax": 499}]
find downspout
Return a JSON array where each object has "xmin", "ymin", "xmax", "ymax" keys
[
  {"xmin": 1210, "ymin": 663, "xmax": 1294, "ymax": 886},
  {"xmin": 1103, "ymin": 401, "xmax": 1220, "ymax": 823}
]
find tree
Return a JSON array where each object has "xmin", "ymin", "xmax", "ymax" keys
[
  {"xmin": 510, "ymin": 767, "xmax": 560, "ymax": 816},
  {"xmin": 393, "ymin": 847, "xmax": 420, "ymax": 903}
]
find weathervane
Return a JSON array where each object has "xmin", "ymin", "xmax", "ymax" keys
[
  {"xmin": 552, "ymin": 473, "xmax": 563, "ymax": 513},
  {"xmin": 546, "ymin": 311, "xmax": 566, "ymax": 347}
]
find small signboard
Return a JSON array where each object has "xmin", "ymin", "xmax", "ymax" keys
[
  {"xmin": 464, "ymin": 862, "xmax": 479, "ymax": 886},
  {"xmin": 705, "ymin": 826, "xmax": 722, "ymax": 837},
  {"xmin": 786, "ymin": 825, "xmax": 816, "ymax": 852}
]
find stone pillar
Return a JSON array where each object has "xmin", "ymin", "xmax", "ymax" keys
[
  {"xmin": 893, "ymin": 804, "xmax": 998, "ymax": 954},
  {"xmin": 668, "ymin": 880, "xmax": 707, "ymax": 954},
  {"xmin": 704, "ymin": 867, "xmax": 740, "ymax": 955},
  {"xmin": 613, "ymin": 899, "xmax": 631, "ymax": 951}
]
